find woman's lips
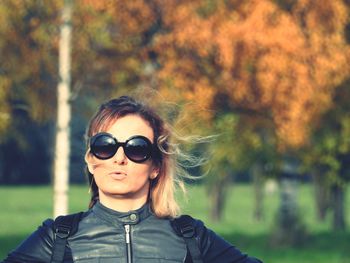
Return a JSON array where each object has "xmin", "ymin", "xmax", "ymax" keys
[{"xmin": 109, "ymin": 171, "xmax": 127, "ymax": 180}]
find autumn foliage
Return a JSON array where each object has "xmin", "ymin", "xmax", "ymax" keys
[
  {"xmin": 1, "ymin": 0, "xmax": 350, "ymax": 149},
  {"xmin": 77, "ymin": 0, "xmax": 350, "ymax": 147},
  {"xmin": 152, "ymin": 0, "xmax": 350, "ymax": 147}
]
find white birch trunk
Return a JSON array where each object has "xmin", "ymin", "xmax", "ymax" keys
[{"xmin": 53, "ymin": 0, "xmax": 73, "ymax": 218}]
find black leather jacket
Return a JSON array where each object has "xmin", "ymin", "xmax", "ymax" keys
[{"xmin": 2, "ymin": 202, "xmax": 262, "ymax": 263}]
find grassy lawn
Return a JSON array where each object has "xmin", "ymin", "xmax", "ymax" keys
[{"xmin": 0, "ymin": 183, "xmax": 349, "ymax": 262}]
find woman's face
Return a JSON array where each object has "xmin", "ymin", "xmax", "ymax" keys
[{"xmin": 86, "ymin": 114, "xmax": 159, "ymax": 206}]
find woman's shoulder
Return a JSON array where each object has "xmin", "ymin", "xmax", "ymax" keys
[
  {"xmin": 2, "ymin": 211, "xmax": 88, "ymax": 263},
  {"xmin": 171, "ymin": 214, "xmax": 263, "ymax": 263},
  {"xmin": 170, "ymin": 214, "xmax": 209, "ymax": 238},
  {"xmin": 2, "ymin": 218, "xmax": 56, "ymax": 262},
  {"xmin": 27, "ymin": 217, "xmax": 56, "ymax": 244}
]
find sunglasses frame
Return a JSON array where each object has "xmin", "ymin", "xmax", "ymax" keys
[{"xmin": 89, "ymin": 132, "xmax": 154, "ymax": 163}]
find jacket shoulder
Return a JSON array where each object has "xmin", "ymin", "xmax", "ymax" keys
[
  {"xmin": 2, "ymin": 219, "xmax": 55, "ymax": 262},
  {"xmin": 173, "ymin": 215, "xmax": 262, "ymax": 263}
]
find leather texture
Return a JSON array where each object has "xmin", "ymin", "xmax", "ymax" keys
[{"xmin": 2, "ymin": 202, "xmax": 262, "ymax": 263}]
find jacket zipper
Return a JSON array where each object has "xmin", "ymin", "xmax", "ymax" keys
[{"xmin": 124, "ymin": 224, "xmax": 132, "ymax": 263}]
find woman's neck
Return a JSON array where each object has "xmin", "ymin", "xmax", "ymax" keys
[{"xmin": 98, "ymin": 191, "xmax": 148, "ymax": 212}]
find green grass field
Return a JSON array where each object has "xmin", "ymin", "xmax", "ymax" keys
[{"xmin": 0, "ymin": 183, "xmax": 349, "ymax": 262}]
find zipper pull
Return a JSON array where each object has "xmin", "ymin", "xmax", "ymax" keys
[
  {"xmin": 124, "ymin": 224, "xmax": 132, "ymax": 263},
  {"xmin": 125, "ymin": 224, "xmax": 130, "ymax": 244}
]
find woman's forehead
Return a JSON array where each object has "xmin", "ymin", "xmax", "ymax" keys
[{"xmin": 96, "ymin": 114, "xmax": 154, "ymax": 142}]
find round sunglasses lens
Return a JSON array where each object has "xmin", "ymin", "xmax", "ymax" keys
[
  {"xmin": 92, "ymin": 135, "xmax": 116, "ymax": 159},
  {"xmin": 125, "ymin": 137, "xmax": 152, "ymax": 162}
]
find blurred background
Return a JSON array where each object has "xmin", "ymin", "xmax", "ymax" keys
[{"xmin": 0, "ymin": 0, "xmax": 350, "ymax": 262}]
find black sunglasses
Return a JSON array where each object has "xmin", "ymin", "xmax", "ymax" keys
[{"xmin": 89, "ymin": 132, "xmax": 154, "ymax": 163}]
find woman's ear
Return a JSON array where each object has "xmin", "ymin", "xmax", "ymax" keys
[
  {"xmin": 150, "ymin": 166, "xmax": 159, "ymax": 180},
  {"xmin": 85, "ymin": 152, "xmax": 95, "ymax": 175}
]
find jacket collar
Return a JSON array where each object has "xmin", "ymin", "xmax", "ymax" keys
[{"xmin": 92, "ymin": 201, "xmax": 152, "ymax": 225}]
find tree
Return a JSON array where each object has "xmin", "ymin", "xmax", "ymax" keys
[
  {"xmin": 149, "ymin": 0, "xmax": 350, "ymax": 243},
  {"xmin": 270, "ymin": 152, "xmax": 308, "ymax": 246},
  {"xmin": 153, "ymin": 0, "xmax": 350, "ymax": 147},
  {"xmin": 302, "ymin": 80, "xmax": 350, "ymax": 231},
  {"xmin": 203, "ymin": 113, "xmax": 241, "ymax": 222},
  {"xmin": 0, "ymin": 0, "xmax": 61, "ymax": 184},
  {"xmin": 53, "ymin": 0, "xmax": 73, "ymax": 218},
  {"xmin": 0, "ymin": 0, "xmax": 61, "ymax": 122},
  {"xmin": 0, "ymin": 0, "xmax": 160, "ymax": 188}
]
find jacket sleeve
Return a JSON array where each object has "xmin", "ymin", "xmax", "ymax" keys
[
  {"xmin": 1, "ymin": 219, "xmax": 55, "ymax": 263},
  {"xmin": 194, "ymin": 219, "xmax": 263, "ymax": 263}
]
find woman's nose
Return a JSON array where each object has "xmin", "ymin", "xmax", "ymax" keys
[{"xmin": 113, "ymin": 146, "xmax": 127, "ymax": 164}]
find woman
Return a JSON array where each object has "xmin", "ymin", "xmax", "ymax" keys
[{"xmin": 2, "ymin": 96, "xmax": 262, "ymax": 263}]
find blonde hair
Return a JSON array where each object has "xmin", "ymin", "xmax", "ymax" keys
[{"xmin": 85, "ymin": 96, "xmax": 205, "ymax": 218}]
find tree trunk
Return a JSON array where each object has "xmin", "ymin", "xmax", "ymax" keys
[
  {"xmin": 279, "ymin": 178, "xmax": 298, "ymax": 227},
  {"xmin": 331, "ymin": 184, "xmax": 346, "ymax": 231},
  {"xmin": 53, "ymin": 0, "xmax": 73, "ymax": 218},
  {"xmin": 313, "ymin": 172, "xmax": 330, "ymax": 222},
  {"xmin": 252, "ymin": 163, "xmax": 264, "ymax": 221},
  {"xmin": 209, "ymin": 174, "xmax": 230, "ymax": 222},
  {"xmin": 270, "ymin": 177, "xmax": 307, "ymax": 247}
]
